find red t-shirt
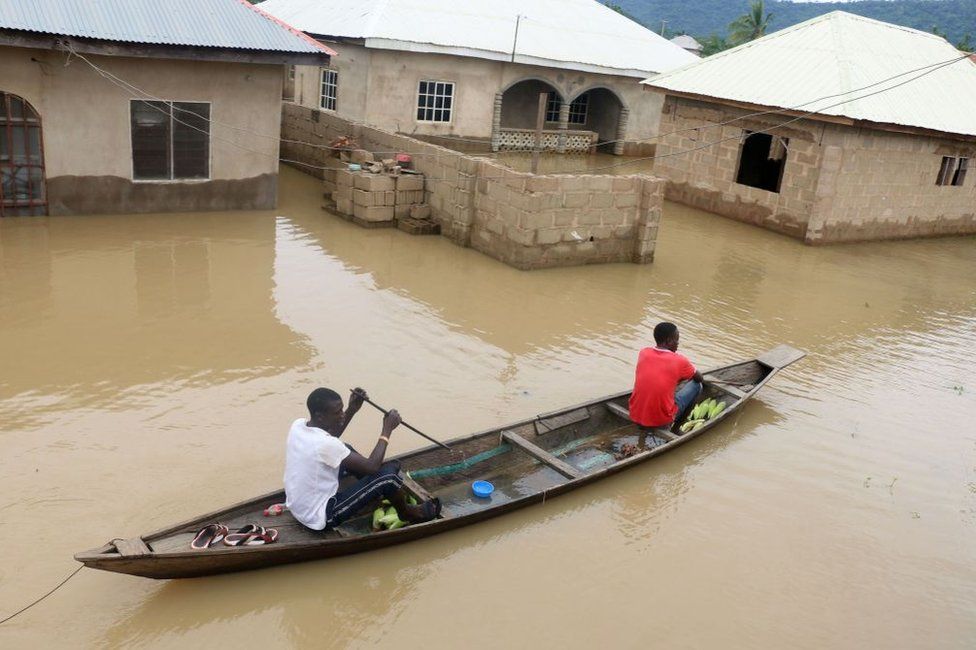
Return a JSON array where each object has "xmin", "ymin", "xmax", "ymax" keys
[{"xmin": 628, "ymin": 347, "xmax": 696, "ymax": 427}]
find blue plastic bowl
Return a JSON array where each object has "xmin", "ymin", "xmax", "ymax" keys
[{"xmin": 472, "ymin": 480, "xmax": 494, "ymax": 498}]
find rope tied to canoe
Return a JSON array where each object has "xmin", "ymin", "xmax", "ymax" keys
[{"xmin": 0, "ymin": 565, "xmax": 83, "ymax": 626}]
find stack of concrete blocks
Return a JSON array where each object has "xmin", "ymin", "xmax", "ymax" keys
[{"xmin": 328, "ymin": 168, "xmax": 431, "ymax": 229}]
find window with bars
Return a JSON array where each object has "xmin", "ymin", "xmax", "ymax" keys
[
  {"xmin": 131, "ymin": 100, "xmax": 210, "ymax": 181},
  {"xmin": 545, "ymin": 92, "xmax": 560, "ymax": 122},
  {"xmin": 320, "ymin": 69, "xmax": 338, "ymax": 111},
  {"xmin": 544, "ymin": 92, "xmax": 588, "ymax": 125},
  {"xmin": 416, "ymin": 81, "xmax": 454, "ymax": 123},
  {"xmin": 0, "ymin": 92, "xmax": 46, "ymax": 216},
  {"xmin": 568, "ymin": 94, "xmax": 588, "ymax": 125}
]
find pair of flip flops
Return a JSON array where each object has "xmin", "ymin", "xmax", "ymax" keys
[
  {"xmin": 190, "ymin": 523, "xmax": 229, "ymax": 549},
  {"xmin": 224, "ymin": 524, "xmax": 278, "ymax": 547},
  {"xmin": 190, "ymin": 523, "xmax": 278, "ymax": 549}
]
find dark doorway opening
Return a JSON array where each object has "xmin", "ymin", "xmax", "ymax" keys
[{"xmin": 735, "ymin": 131, "xmax": 787, "ymax": 193}]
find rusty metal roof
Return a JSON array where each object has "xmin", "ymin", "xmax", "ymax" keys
[
  {"xmin": 643, "ymin": 12, "xmax": 976, "ymax": 138},
  {"xmin": 0, "ymin": 0, "xmax": 334, "ymax": 55}
]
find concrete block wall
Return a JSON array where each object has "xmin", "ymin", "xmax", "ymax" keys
[
  {"xmin": 652, "ymin": 95, "xmax": 823, "ymax": 240},
  {"xmin": 281, "ymin": 102, "xmax": 663, "ymax": 269},
  {"xmin": 651, "ymin": 94, "xmax": 976, "ymax": 244},
  {"xmin": 807, "ymin": 126, "xmax": 976, "ymax": 243}
]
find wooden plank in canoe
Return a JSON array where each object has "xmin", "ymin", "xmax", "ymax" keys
[
  {"xmin": 114, "ymin": 537, "xmax": 151, "ymax": 557},
  {"xmin": 501, "ymin": 430, "xmax": 581, "ymax": 479},
  {"xmin": 534, "ymin": 407, "xmax": 590, "ymax": 435},
  {"xmin": 703, "ymin": 378, "xmax": 748, "ymax": 399},
  {"xmin": 401, "ymin": 473, "xmax": 434, "ymax": 503},
  {"xmin": 607, "ymin": 402, "xmax": 677, "ymax": 441},
  {"xmin": 605, "ymin": 402, "xmax": 631, "ymax": 421}
]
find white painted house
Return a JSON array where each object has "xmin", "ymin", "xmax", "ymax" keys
[{"xmin": 260, "ymin": 0, "xmax": 697, "ymax": 154}]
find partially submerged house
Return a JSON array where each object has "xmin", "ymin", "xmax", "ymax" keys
[
  {"xmin": 0, "ymin": 0, "xmax": 332, "ymax": 216},
  {"xmin": 261, "ymin": 0, "xmax": 696, "ymax": 154},
  {"xmin": 642, "ymin": 12, "xmax": 976, "ymax": 243}
]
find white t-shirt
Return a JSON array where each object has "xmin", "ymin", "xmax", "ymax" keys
[{"xmin": 284, "ymin": 418, "xmax": 351, "ymax": 530}]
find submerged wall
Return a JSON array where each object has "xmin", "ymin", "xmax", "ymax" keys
[
  {"xmin": 281, "ymin": 103, "xmax": 663, "ymax": 269},
  {"xmin": 2, "ymin": 45, "xmax": 282, "ymax": 215}
]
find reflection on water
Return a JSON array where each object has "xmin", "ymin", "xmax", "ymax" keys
[{"xmin": 1, "ymin": 166, "xmax": 975, "ymax": 649}]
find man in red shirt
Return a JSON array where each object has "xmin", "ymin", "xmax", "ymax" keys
[{"xmin": 629, "ymin": 322, "xmax": 704, "ymax": 428}]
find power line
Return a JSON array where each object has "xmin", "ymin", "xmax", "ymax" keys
[{"xmin": 61, "ymin": 40, "xmax": 973, "ymax": 182}]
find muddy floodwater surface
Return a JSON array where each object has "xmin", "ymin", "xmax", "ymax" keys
[{"xmin": 1, "ymin": 166, "xmax": 975, "ymax": 648}]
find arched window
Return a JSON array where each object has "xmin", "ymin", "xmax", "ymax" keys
[{"xmin": 1, "ymin": 92, "xmax": 46, "ymax": 216}]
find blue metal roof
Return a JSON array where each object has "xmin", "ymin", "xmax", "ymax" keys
[{"xmin": 0, "ymin": 0, "xmax": 333, "ymax": 54}]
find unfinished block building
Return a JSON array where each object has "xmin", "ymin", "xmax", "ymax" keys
[{"xmin": 642, "ymin": 12, "xmax": 976, "ymax": 244}]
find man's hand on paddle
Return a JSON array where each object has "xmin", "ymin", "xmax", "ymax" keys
[
  {"xmin": 349, "ymin": 387, "xmax": 368, "ymax": 413},
  {"xmin": 382, "ymin": 409, "xmax": 401, "ymax": 434},
  {"xmin": 341, "ymin": 407, "xmax": 401, "ymax": 476}
]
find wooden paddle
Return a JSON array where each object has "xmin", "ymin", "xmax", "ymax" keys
[{"xmin": 354, "ymin": 390, "xmax": 452, "ymax": 451}]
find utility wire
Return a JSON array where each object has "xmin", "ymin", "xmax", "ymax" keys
[{"xmin": 62, "ymin": 40, "xmax": 973, "ymax": 181}]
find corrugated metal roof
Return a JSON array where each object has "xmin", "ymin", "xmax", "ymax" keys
[
  {"xmin": 642, "ymin": 12, "xmax": 976, "ymax": 138},
  {"xmin": 669, "ymin": 35, "xmax": 702, "ymax": 51},
  {"xmin": 0, "ymin": 0, "xmax": 334, "ymax": 54},
  {"xmin": 258, "ymin": 0, "xmax": 697, "ymax": 77}
]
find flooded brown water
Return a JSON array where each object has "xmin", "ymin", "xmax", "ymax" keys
[{"xmin": 1, "ymin": 166, "xmax": 975, "ymax": 648}]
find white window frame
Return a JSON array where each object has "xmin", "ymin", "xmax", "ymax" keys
[
  {"xmin": 416, "ymin": 80, "xmax": 455, "ymax": 124},
  {"xmin": 568, "ymin": 94, "xmax": 588, "ymax": 125},
  {"xmin": 320, "ymin": 68, "xmax": 338, "ymax": 112},
  {"xmin": 129, "ymin": 99, "xmax": 212, "ymax": 183},
  {"xmin": 545, "ymin": 91, "xmax": 560, "ymax": 123}
]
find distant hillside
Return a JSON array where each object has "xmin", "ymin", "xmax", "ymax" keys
[{"xmin": 614, "ymin": 0, "xmax": 976, "ymax": 44}]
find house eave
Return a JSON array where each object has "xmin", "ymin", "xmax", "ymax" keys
[
  {"xmin": 0, "ymin": 30, "xmax": 331, "ymax": 66},
  {"xmin": 646, "ymin": 85, "xmax": 976, "ymax": 143}
]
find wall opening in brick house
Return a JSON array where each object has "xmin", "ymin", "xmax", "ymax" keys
[
  {"xmin": 953, "ymin": 157, "xmax": 968, "ymax": 186},
  {"xmin": 735, "ymin": 131, "xmax": 788, "ymax": 193},
  {"xmin": 938, "ymin": 156, "xmax": 968, "ymax": 186}
]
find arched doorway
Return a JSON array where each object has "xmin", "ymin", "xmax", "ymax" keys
[
  {"xmin": 567, "ymin": 87, "xmax": 626, "ymax": 154},
  {"xmin": 1, "ymin": 92, "xmax": 46, "ymax": 216},
  {"xmin": 499, "ymin": 79, "xmax": 563, "ymax": 130}
]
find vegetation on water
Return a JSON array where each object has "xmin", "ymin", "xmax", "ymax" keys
[{"xmin": 608, "ymin": 0, "xmax": 976, "ymax": 51}]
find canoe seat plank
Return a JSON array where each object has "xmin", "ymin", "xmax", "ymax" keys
[
  {"xmin": 501, "ymin": 430, "xmax": 581, "ymax": 479},
  {"xmin": 606, "ymin": 402, "xmax": 631, "ymax": 421},
  {"xmin": 114, "ymin": 537, "xmax": 152, "ymax": 557},
  {"xmin": 711, "ymin": 382, "xmax": 748, "ymax": 400},
  {"xmin": 534, "ymin": 407, "xmax": 590, "ymax": 435},
  {"xmin": 651, "ymin": 428, "xmax": 678, "ymax": 441}
]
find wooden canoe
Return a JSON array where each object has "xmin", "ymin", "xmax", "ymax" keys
[{"xmin": 75, "ymin": 345, "xmax": 805, "ymax": 579}]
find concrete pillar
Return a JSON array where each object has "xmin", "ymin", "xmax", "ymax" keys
[
  {"xmin": 633, "ymin": 176, "xmax": 663, "ymax": 264},
  {"xmin": 491, "ymin": 93, "xmax": 503, "ymax": 152},
  {"xmin": 613, "ymin": 107, "xmax": 630, "ymax": 156},
  {"xmin": 556, "ymin": 102, "xmax": 570, "ymax": 153}
]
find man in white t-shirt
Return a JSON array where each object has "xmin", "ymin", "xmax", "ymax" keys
[{"xmin": 284, "ymin": 387, "xmax": 441, "ymax": 531}]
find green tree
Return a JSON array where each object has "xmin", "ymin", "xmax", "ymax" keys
[
  {"xmin": 726, "ymin": 0, "xmax": 773, "ymax": 45},
  {"xmin": 699, "ymin": 33, "xmax": 730, "ymax": 57},
  {"xmin": 956, "ymin": 33, "xmax": 973, "ymax": 53},
  {"xmin": 603, "ymin": 2, "xmax": 640, "ymax": 23}
]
